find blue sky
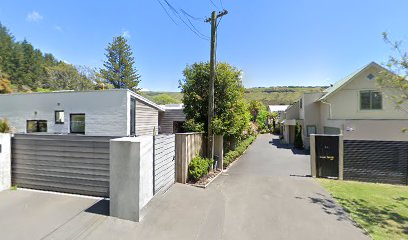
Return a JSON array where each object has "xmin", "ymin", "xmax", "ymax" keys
[{"xmin": 1, "ymin": 0, "xmax": 408, "ymax": 91}]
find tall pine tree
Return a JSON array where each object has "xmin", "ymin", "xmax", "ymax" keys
[{"xmin": 99, "ymin": 36, "xmax": 141, "ymax": 91}]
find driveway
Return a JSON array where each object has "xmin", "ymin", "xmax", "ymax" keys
[{"xmin": 0, "ymin": 134, "xmax": 369, "ymax": 240}]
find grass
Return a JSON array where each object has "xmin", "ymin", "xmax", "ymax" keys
[{"xmin": 318, "ymin": 179, "xmax": 408, "ymax": 240}]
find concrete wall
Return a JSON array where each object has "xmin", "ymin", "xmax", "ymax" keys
[
  {"xmin": 175, "ymin": 133, "xmax": 205, "ymax": 183},
  {"xmin": 0, "ymin": 134, "xmax": 11, "ymax": 191},
  {"xmin": 110, "ymin": 136, "xmax": 154, "ymax": 222},
  {"xmin": 0, "ymin": 90, "xmax": 128, "ymax": 136}
]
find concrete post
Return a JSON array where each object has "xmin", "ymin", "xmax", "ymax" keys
[
  {"xmin": 110, "ymin": 136, "xmax": 154, "ymax": 222},
  {"xmin": 214, "ymin": 135, "xmax": 223, "ymax": 170},
  {"xmin": 338, "ymin": 134, "xmax": 344, "ymax": 180},
  {"xmin": 309, "ymin": 134, "xmax": 316, "ymax": 178},
  {"xmin": 0, "ymin": 133, "xmax": 11, "ymax": 191}
]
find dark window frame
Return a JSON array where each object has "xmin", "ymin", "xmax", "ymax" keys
[
  {"xmin": 55, "ymin": 110, "xmax": 64, "ymax": 124},
  {"xmin": 130, "ymin": 97, "xmax": 136, "ymax": 136},
  {"xmin": 70, "ymin": 113, "xmax": 85, "ymax": 134},
  {"xmin": 360, "ymin": 90, "xmax": 382, "ymax": 110},
  {"xmin": 26, "ymin": 120, "xmax": 47, "ymax": 133},
  {"xmin": 306, "ymin": 125, "xmax": 317, "ymax": 137}
]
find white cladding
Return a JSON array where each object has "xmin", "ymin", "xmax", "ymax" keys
[{"xmin": 0, "ymin": 89, "xmax": 161, "ymax": 136}]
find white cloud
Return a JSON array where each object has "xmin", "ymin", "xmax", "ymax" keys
[
  {"xmin": 62, "ymin": 60, "xmax": 70, "ymax": 64},
  {"xmin": 121, "ymin": 30, "xmax": 131, "ymax": 39},
  {"xmin": 54, "ymin": 25, "xmax": 63, "ymax": 32},
  {"xmin": 140, "ymin": 88, "xmax": 150, "ymax": 92},
  {"xmin": 26, "ymin": 11, "xmax": 43, "ymax": 22}
]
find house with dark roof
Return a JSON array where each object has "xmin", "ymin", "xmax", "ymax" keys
[{"xmin": 281, "ymin": 62, "xmax": 408, "ymax": 149}]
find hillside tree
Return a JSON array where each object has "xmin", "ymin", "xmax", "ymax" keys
[
  {"xmin": 180, "ymin": 62, "xmax": 250, "ymax": 139},
  {"xmin": 99, "ymin": 36, "xmax": 141, "ymax": 91}
]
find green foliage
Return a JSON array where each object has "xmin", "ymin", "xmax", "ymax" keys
[
  {"xmin": 45, "ymin": 63, "xmax": 95, "ymax": 91},
  {"xmin": 0, "ymin": 22, "xmax": 96, "ymax": 92},
  {"xmin": 152, "ymin": 94, "xmax": 179, "ymax": 105},
  {"xmin": 294, "ymin": 123, "xmax": 303, "ymax": 149},
  {"xmin": 0, "ymin": 70, "xmax": 12, "ymax": 93},
  {"xmin": 0, "ymin": 119, "xmax": 11, "ymax": 133},
  {"xmin": 377, "ymin": 33, "xmax": 408, "ymax": 110},
  {"xmin": 141, "ymin": 91, "xmax": 183, "ymax": 103},
  {"xmin": 182, "ymin": 119, "xmax": 204, "ymax": 133},
  {"xmin": 99, "ymin": 36, "xmax": 141, "ymax": 92},
  {"xmin": 188, "ymin": 156, "xmax": 212, "ymax": 182},
  {"xmin": 256, "ymin": 107, "xmax": 269, "ymax": 131},
  {"xmin": 180, "ymin": 62, "xmax": 250, "ymax": 138},
  {"xmin": 223, "ymin": 135, "xmax": 257, "ymax": 168}
]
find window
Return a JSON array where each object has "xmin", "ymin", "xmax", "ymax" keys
[
  {"xmin": 367, "ymin": 73, "xmax": 375, "ymax": 80},
  {"xmin": 55, "ymin": 110, "xmax": 64, "ymax": 124},
  {"xmin": 360, "ymin": 90, "xmax": 382, "ymax": 110},
  {"xmin": 130, "ymin": 97, "xmax": 136, "ymax": 136},
  {"xmin": 306, "ymin": 125, "xmax": 316, "ymax": 137},
  {"xmin": 70, "ymin": 114, "xmax": 85, "ymax": 134},
  {"xmin": 27, "ymin": 120, "xmax": 47, "ymax": 133}
]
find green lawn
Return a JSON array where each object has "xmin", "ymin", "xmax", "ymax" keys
[{"xmin": 318, "ymin": 179, "xmax": 408, "ymax": 240}]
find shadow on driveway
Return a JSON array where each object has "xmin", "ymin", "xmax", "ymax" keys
[
  {"xmin": 268, "ymin": 138, "xmax": 309, "ymax": 155},
  {"xmin": 85, "ymin": 199, "xmax": 110, "ymax": 216}
]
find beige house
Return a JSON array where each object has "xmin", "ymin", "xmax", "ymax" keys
[{"xmin": 281, "ymin": 61, "xmax": 408, "ymax": 149}]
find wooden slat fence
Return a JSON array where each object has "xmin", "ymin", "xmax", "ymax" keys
[
  {"xmin": 153, "ymin": 134, "xmax": 175, "ymax": 194},
  {"xmin": 12, "ymin": 134, "xmax": 114, "ymax": 197}
]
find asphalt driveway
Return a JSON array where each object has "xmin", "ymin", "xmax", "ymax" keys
[{"xmin": 0, "ymin": 134, "xmax": 369, "ymax": 240}]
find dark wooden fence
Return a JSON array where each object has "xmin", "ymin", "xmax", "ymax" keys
[
  {"xmin": 12, "ymin": 134, "xmax": 115, "ymax": 197},
  {"xmin": 343, "ymin": 140, "xmax": 408, "ymax": 185}
]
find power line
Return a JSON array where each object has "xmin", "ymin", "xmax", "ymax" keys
[
  {"xmin": 157, "ymin": 0, "xmax": 209, "ymax": 40},
  {"xmin": 219, "ymin": 0, "xmax": 225, "ymax": 9},
  {"xmin": 156, "ymin": 0, "xmax": 178, "ymax": 25},
  {"xmin": 208, "ymin": 0, "xmax": 220, "ymax": 10}
]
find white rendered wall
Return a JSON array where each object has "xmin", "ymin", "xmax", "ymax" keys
[
  {"xmin": 0, "ymin": 90, "xmax": 128, "ymax": 136},
  {"xmin": 0, "ymin": 133, "xmax": 11, "ymax": 191}
]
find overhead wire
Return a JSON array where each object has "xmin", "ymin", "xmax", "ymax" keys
[{"xmin": 157, "ymin": 0, "xmax": 209, "ymax": 40}]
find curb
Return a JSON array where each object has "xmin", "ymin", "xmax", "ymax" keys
[{"xmin": 188, "ymin": 170, "xmax": 223, "ymax": 189}]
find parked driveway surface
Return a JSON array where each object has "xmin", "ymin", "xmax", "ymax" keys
[{"xmin": 0, "ymin": 134, "xmax": 369, "ymax": 240}]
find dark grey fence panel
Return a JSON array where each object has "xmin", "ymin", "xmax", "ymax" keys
[
  {"xmin": 343, "ymin": 140, "xmax": 408, "ymax": 185},
  {"xmin": 12, "ymin": 134, "xmax": 115, "ymax": 197},
  {"xmin": 154, "ymin": 134, "xmax": 175, "ymax": 194}
]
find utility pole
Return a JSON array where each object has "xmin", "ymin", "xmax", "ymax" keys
[{"xmin": 205, "ymin": 10, "xmax": 228, "ymax": 160}]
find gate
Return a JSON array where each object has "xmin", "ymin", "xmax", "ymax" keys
[
  {"xmin": 153, "ymin": 134, "xmax": 175, "ymax": 194},
  {"xmin": 315, "ymin": 135, "xmax": 339, "ymax": 178},
  {"xmin": 12, "ymin": 134, "xmax": 112, "ymax": 197}
]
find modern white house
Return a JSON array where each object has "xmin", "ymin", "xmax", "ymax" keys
[
  {"xmin": 0, "ymin": 89, "xmax": 165, "ymax": 136},
  {"xmin": 281, "ymin": 61, "xmax": 408, "ymax": 149},
  {"xmin": 268, "ymin": 105, "xmax": 289, "ymax": 120}
]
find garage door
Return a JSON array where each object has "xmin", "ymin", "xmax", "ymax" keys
[
  {"xmin": 153, "ymin": 134, "xmax": 175, "ymax": 194},
  {"xmin": 12, "ymin": 134, "xmax": 113, "ymax": 197}
]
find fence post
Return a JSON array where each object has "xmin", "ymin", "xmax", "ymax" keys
[
  {"xmin": 338, "ymin": 134, "xmax": 344, "ymax": 180},
  {"xmin": 310, "ymin": 134, "xmax": 317, "ymax": 177},
  {"xmin": 110, "ymin": 136, "xmax": 154, "ymax": 222},
  {"xmin": 0, "ymin": 133, "xmax": 11, "ymax": 191},
  {"xmin": 214, "ymin": 135, "xmax": 223, "ymax": 170}
]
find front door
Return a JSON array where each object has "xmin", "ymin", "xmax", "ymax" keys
[{"xmin": 316, "ymin": 136, "xmax": 339, "ymax": 178}]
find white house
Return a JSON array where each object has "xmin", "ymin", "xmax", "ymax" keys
[
  {"xmin": 0, "ymin": 89, "xmax": 165, "ymax": 136},
  {"xmin": 281, "ymin": 62, "xmax": 408, "ymax": 149}
]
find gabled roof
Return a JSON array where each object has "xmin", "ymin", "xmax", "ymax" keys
[
  {"xmin": 127, "ymin": 89, "xmax": 166, "ymax": 111},
  {"xmin": 318, "ymin": 61, "xmax": 388, "ymax": 101}
]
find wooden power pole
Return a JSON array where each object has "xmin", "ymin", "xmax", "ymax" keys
[{"xmin": 205, "ymin": 10, "xmax": 228, "ymax": 160}]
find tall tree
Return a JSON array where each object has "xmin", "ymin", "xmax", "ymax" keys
[
  {"xmin": 180, "ymin": 62, "xmax": 250, "ymax": 139},
  {"xmin": 99, "ymin": 36, "xmax": 141, "ymax": 91}
]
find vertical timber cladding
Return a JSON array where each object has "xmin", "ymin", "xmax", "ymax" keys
[
  {"xmin": 154, "ymin": 134, "xmax": 175, "ymax": 194},
  {"xmin": 344, "ymin": 140, "xmax": 408, "ymax": 185},
  {"xmin": 12, "ymin": 134, "xmax": 113, "ymax": 197}
]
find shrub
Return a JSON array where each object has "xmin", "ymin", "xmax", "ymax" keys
[
  {"xmin": 188, "ymin": 156, "xmax": 212, "ymax": 182},
  {"xmin": 0, "ymin": 119, "xmax": 10, "ymax": 133},
  {"xmin": 294, "ymin": 123, "xmax": 303, "ymax": 149},
  {"xmin": 223, "ymin": 135, "xmax": 257, "ymax": 168},
  {"xmin": 183, "ymin": 119, "xmax": 204, "ymax": 133}
]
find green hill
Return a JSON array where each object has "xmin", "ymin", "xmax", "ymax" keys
[{"xmin": 142, "ymin": 86, "xmax": 327, "ymax": 106}]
